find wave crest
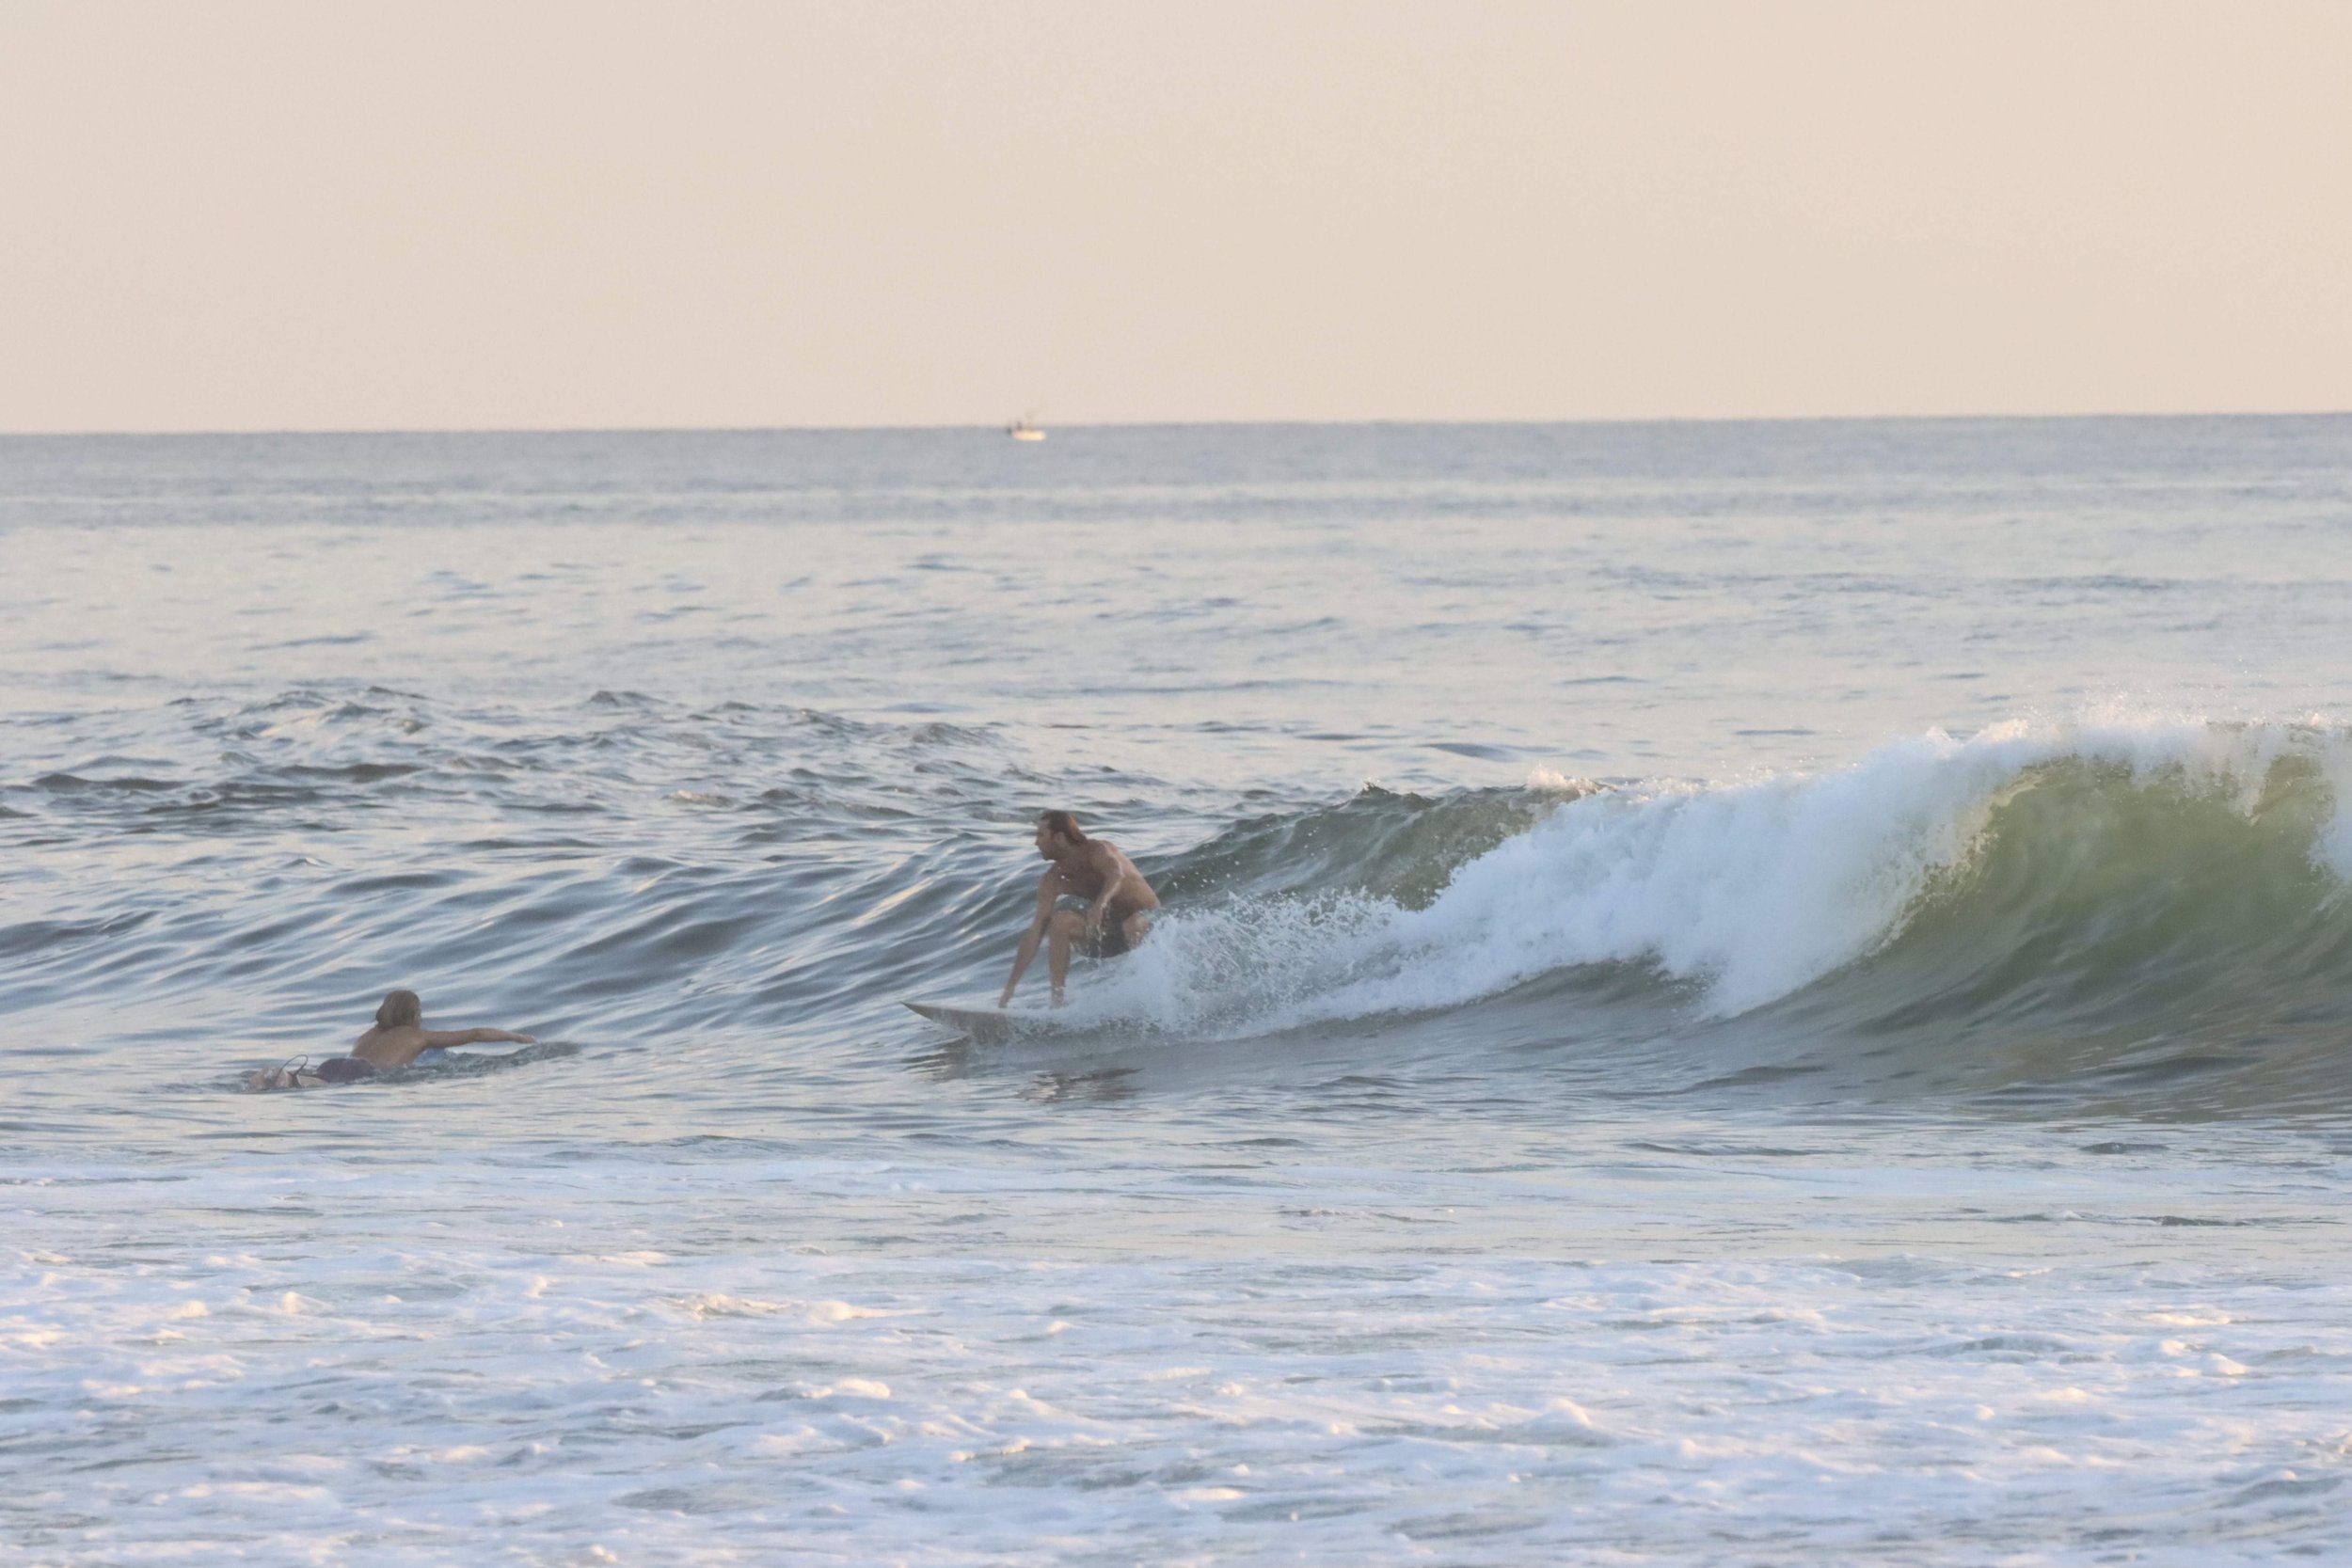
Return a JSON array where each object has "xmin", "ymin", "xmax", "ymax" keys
[{"xmin": 1089, "ymin": 719, "xmax": 2352, "ymax": 1055}]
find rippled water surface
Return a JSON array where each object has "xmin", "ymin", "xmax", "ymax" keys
[{"xmin": 7, "ymin": 420, "xmax": 2352, "ymax": 1563}]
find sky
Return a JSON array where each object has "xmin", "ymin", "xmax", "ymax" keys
[{"xmin": 3, "ymin": 0, "xmax": 2348, "ymax": 433}]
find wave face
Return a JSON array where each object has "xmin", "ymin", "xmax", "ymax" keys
[{"xmin": 1083, "ymin": 719, "xmax": 2352, "ymax": 1112}]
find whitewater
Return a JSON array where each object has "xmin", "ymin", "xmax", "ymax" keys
[{"xmin": 5, "ymin": 418, "xmax": 2352, "ymax": 1563}]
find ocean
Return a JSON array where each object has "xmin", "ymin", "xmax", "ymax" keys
[{"xmin": 5, "ymin": 417, "xmax": 2352, "ymax": 1563}]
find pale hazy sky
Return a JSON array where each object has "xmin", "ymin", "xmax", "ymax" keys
[{"xmin": 4, "ymin": 1, "xmax": 2348, "ymax": 433}]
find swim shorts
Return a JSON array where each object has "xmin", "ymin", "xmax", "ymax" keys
[
  {"xmin": 314, "ymin": 1056, "xmax": 378, "ymax": 1084},
  {"xmin": 1057, "ymin": 894, "xmax": 1137, "ymax": 958}
]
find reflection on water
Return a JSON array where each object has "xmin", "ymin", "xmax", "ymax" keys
[{"xmin": 1019, "ymin": 1066, "xmax": 1142, "ymax": 1104}]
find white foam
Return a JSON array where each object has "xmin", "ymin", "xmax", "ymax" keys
[{"xmin": 10, "ymin": 1135, "xmax": 2352, "ymax": 1565}]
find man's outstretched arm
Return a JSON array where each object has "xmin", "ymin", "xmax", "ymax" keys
[{"xmin": 1000, "ymin": 881, "xmax": 1057, "ymax": 1006}]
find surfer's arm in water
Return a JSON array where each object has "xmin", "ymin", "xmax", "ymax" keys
[
  {"xmin": 350, "ymin": 1022, "xmax": 538, "ymax": 1069},
  {"xmin": 422, "ymin": 1028, "xmax": 536, "ymax": 1047},
  {"xmin": 999, "ymin": 878, "xmax": 1062, "ymax": 1006}
]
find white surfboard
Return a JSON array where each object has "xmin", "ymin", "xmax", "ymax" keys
[{"xmin": 904, "ymin": 1001, "xmax": 1088, "ymax": 1045}]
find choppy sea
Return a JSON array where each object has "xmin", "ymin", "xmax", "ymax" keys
[{"xmin": 6, "ymin": 418, "xmax": 2352, "ymax": 1564}]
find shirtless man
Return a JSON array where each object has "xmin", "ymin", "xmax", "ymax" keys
[
  {"xmin": 247, "ymin": 989, "xmax": 536, "ymax": 1088},
  {"xmin": 1000, "ymin": 811, "xmax": 1160, "ymax": 1008}
]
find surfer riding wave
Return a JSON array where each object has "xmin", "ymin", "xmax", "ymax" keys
[{"xmin": 1001, "ymin": 811, "xmax": 1159, "ymax": 1007}]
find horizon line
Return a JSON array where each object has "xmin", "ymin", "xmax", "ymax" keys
[{"xmin": 5, "ymin": 406, "xmax": 2351, "ymax": 441}]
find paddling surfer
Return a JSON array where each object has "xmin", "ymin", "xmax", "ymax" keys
[
  {"xmin": 247, "ymin": 989, "xmax": 536, "ymax": 1089},
  {"xmin": 1000, "ymin": 811, "xmax": 1159, "ymax": 1007}
]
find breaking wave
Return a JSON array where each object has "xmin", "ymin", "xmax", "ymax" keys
[{"xmin": 1078, "ymin": 718, "xmax": 2352, "ymax": 1108}]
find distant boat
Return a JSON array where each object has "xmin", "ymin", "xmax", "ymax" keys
[{"xmin": 1007, "ymin": 414, "xmax": 1046, "ymax": 442}]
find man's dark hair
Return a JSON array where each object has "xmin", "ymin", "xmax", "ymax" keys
[{"xmin": 1038, "ymin": 810, "xmax": 1088, "ymax": 844}]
